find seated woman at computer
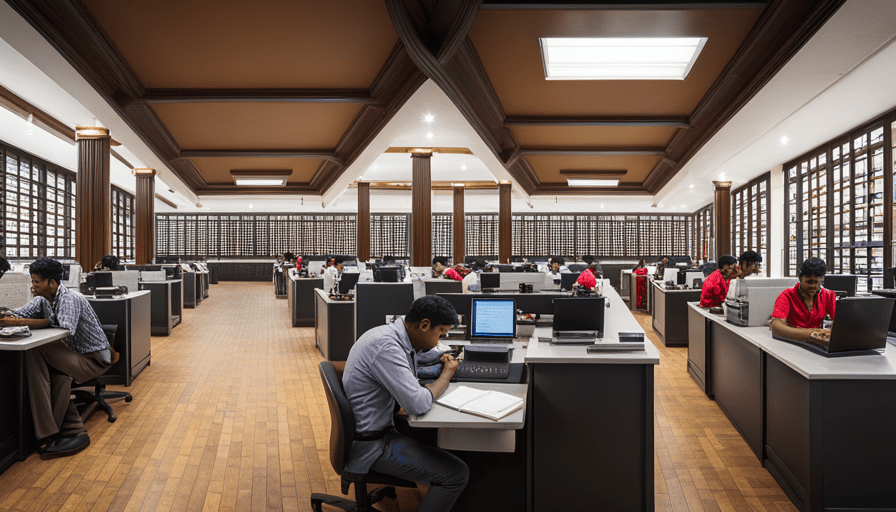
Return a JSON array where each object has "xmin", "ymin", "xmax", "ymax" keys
[
  {"xmin": 431, "ymin": 256, "xmax": 448, "ymax": 278},
  {"xmin": 574, "ymin": 267, "xmax": 597, "ymax": 292},
  {"xmin": 732, "ymin": 250, "xmax": 762, "ymax": 279},
  {"xmin": 770, "ymin": 257, "xmax": 836, "ymax": 346},
  {"xmin": 699, "ymin": 255, "xmax": 737, "ymax": 308}
]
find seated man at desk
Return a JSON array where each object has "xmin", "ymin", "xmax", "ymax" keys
[
  {"xmin": 547, "ymin": 257, "xmax": 567, "ymax": 276},
  {"xmin": 770, "ymin": 257, "xmax": 836, "ymax": 345},
  {"xmin": 0, "ymin": 257, "xmax": 113, "ymax": 459},
  {"xmin": 699, "ymin": 255, "xmax": 737, "ymax": 308},
  {"xmin": 733, "ymin": 250, "xmax": 762, "ymax": 279},
  {"xmin": 343, "ymin": 295, "xmax": 468, "ymax": 512},
  {"xmin": 323, "ymin": 256, "xmax": 345, "ymax": 292},
  {"xmin": 462, "ymin": 259, "xmax": 487, "ymax": 293}
]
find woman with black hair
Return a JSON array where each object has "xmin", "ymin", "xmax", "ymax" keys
[
  {"xmin": 699, "ymin": 255, "xmax": 737, "ymax": 308},
  {"xmin": 633, "ymin": 259, "xmax": 649, "ymax": 309},
  {"xmin": 770, "ymin": 257, "xmax": 836, "ymax": 346}
]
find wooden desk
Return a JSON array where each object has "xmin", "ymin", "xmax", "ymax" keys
[
  {"xmin": 86, "ymin": 291, "xmax": 152, "ymax": 386},
  {"xmin": 288, "ymin": 275, "xmax": 323, "ymax": 327},
  {"xmin": 0, "ymin": 328, "xmax": 69, "ymax": 474},
  {"xmin": 688, "ymin": 303, "xmax": 896, "ymax": 511},
  {"xmin": 651, "ymin": 281, "xmax": 701, "ymax": 346},
  {"xmin": 139, "ymin": 279, "xmax": 182, "ymax": 336}
]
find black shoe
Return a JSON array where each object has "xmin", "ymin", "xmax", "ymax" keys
[
  {"xmin": 40, "ymin": 433, "xmax": 90, "ymax": 460},
  {"xmin": 36, "ymin": 434, "xmax": 59, "ymax": 455}
]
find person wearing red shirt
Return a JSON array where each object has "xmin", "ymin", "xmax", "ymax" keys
[
  {"xmin": 632, "ymin": 260, "xmax": 649, "ymax": 309},
  {"xmin": 771, "ymin": 257, "xmax": 836, "ymax": 346},
  {"xmin": 699, "ymin": 255, "xmax": 737, "ymax": 308}
]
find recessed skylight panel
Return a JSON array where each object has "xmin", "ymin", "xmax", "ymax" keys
[{"xmin": 540, "ymin": 37, "xmax": 707, "ymax": 80}]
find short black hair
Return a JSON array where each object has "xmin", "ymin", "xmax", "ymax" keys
[
  {"xmin": 432, "ymin": 256, "xmax": 449, "ymax": 267},
  {"xmin": 0, "ymin": 256, "xmax": 10, "ymax": 278},
  {"xmin": 101, "ymin": 254, "xmax": 120, "ymax": 270},
  {"xmin": 798, "ymin": 257, "xmax": 827, "ymax": 278},
  {"xmin": 718, "ymin": 255, "xmax": 737, "ymax": 267},
  {"xmin": 550, "ymin": 257, "xmax": 564, "ymax": 266},
  {"xmin": 739, "ymin": 250, "xmax": 762, "ymax": 265},
  {"xmin": 405, "ymin": 295, "xmax": 459, "ymax": 328},
  {"xmin": 334, "ymin": 256, "xmax": 345, "ymax": 265},
  {"xmin": 30, "ymin": 257, "xmax": 64, "ymax": 285},
  {"xmin": 472, "ymin": 259, "xmax": 487, "ymax": 271}
]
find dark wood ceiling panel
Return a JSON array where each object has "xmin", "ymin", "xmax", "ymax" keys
[
  {"xmin": 150, "ymin": 103, "xmax": 364, "ymax": 150},
  {"xmin": 80, "ymin": 0, "xmax": 399, "ymax": 89},
  {"xmin": 524, "ymin": 154, "xmax": 661, "ymax": 184},
  {"xmin": 469, "ymin": 8, "xmax": 763, "ymax": 116},
  {"xmin": 189, "ymin": 157, "xmax": 323, "ymax": 185},
  {"xmin": 510, "ymin": 126, "xmax": 678, "ymax": 147}
]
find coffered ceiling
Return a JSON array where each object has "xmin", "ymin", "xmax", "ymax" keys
[{"xmin": 5, "ymin": 0, "xmax": 845, "ymax": 197}]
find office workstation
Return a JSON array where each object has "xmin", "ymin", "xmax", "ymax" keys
[{"xmin": 3, "ymin": 1, "xmax": 896, "ymax": 511}]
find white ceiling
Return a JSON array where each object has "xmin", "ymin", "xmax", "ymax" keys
[{"xmin": 3, "ymin": 0, "xmax": 896, "ymax": 215}]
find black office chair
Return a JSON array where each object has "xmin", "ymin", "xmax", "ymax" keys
[
  {"xmin": 310, "ymin": 361, "xmax": 416, "ymax": 512},
  {"xmin": 71, "ymin": 324, "xmax": 133, "ymax": 423}
]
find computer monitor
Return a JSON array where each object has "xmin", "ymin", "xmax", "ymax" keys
[
  {"xmin": 560, "ymin": 272, "xmax": 581, "ymax": 292},
  {"xmin": 94, "ymin": 271, "xmax": 114, "ymax": 288},
  {"xmin": 338, "ymin": 272, "xmax": 361, "ymax": 294},
  {"xmin": 823, "ymin": 274, "xmax": 858, "ymax": 297},
  {"xmin": 567, "ymin": 264, "xmax": 588, "ymax": 272},
  {"xmin": 495, "ymin": 264, "xmax": 514, "ymax": 273},
  {"xmin": 471, "ymin": 298, "xmax": 516, "ymax": 340},
  {"xmin": 662, "ymin": 268, "xmax": 679, "ymax": 283},
  {"xmin": 62, "ymin": 264, "xmax": 71, "ymax": 282},
  {"xmin": 374, "ymin": 266, "xmax": 401, "ymax": 283},
  {"xmin": 552, "ymin": 297, "xmax": 605, "ymax": 338},
  {"xmin": 479, "ymin": 272, "xmax": 500, "ymax": 290}
]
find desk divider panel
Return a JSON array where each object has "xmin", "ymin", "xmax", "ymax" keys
[
  {"xmin": 423, "ymin": 280, "xmax": 462, "ymax": 296},
  {"xmin": 354, "ymin": 283, "xmax": 415, "ymax": 342}
]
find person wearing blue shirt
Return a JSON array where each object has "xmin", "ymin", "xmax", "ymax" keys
[
  {"xmin": 343, "ymin": 295, "xmax": 468, "ymax": 512},
  {"xmin": 0, "ymin": 258, "xmax": 112, "ymax": 459}
]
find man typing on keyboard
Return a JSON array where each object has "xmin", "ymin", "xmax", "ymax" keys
[{"xmin": 343, "ymin": 295, "xmax": 469, "ymax": 512}]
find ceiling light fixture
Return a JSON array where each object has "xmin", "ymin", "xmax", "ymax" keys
[
  {"xmin": 689, "ymin": 184, "xmax": 694, "ymax": 189},
  {"xmin": 461, "ymin": 165, "xmax": 467, "ymax": 170},
  {"xmin": 561, "ymin": 170, "xmax": 626, "ymax": 187},
  {"xmin": 540, "ymin": 37, "xmax": 708, "ymax": 80},
  {"xmin": 424, "ymin": 114, "xmax": 435, "ymax": 123},
  {"xmin": 426, "ymin": 132, "xmax": 434, "ymax": 139},
  {"xmin": 230, "ymin": 169, "xmax": 292, "ymax": 186},
  {"xmin": 780, "ymin": 134, "xmax": 790, "ymax": 145}
]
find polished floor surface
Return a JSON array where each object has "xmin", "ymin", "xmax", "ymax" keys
[{"xmin": 0, "ymin": 283, "xmax": 796, "ymax": 511}]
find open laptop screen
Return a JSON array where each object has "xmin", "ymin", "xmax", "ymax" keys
[
  {"xmin": 471, "ymin": 299, "xmax": 516, "ymax": 339},
  {"xmin": 552, "ymin": 297, "xmax": 605, "ymax": 337}
]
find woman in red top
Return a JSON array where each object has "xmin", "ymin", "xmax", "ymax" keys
[
  {"xmin": 633, "ymin": 260, "xmax": 649, "ymax": 309},
  {"xmin": 770, "ymin": 257, "xmax": 836, "ymax": 346},
  {"xmin": 699, "ymin": 255, "xmax": 737, "ymax": 308}
]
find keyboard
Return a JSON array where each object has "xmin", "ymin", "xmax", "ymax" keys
[{"xmin": 453, "ymin": 361, "xmax": 510, "ymax": 380}]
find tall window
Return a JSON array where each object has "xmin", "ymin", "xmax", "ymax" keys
[
  {"xmin": 732, "ymin": 173, "xmax": 770, "ymax": 276},
  {"xmin": 432, "ymin": 213, "xmax": 453, "ymax": 259},
  {"xmin": 465, "ymin": 214, "xmax": 498, "ymax": 258},
  {"xmin": 693, "ymin": 203, "xmax": 714, "ymax": 263},
  {"xmin": 784, "ymin": 106, "xmax": 895, "ymax": 292},
  {"xmin": 111, "ymin": 186, "xmax": 135, "ymax": 262},
  {"xmin": 1, "ymin": 140, "xmax": 76, "ymax": 260}
]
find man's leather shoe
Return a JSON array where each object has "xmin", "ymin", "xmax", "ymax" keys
[
  {"xmin": 36, "ymin": 435, "xmax": 58, "ymax": 455},
  {"xmin": 40, "ymin": 433, "xmax": 90, "ymax": 460}
]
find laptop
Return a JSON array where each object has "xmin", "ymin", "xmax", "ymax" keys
[
  {"xmin": 774, "ymin": 296, "xmax": 893, "ymax": 357},
  {"xmin": 470, "ymin": 298, "xmax": 516, "ymax": 343},
  {"xmin": 550, "ymin": 297, "xmax": 605, "ymax": 344}
]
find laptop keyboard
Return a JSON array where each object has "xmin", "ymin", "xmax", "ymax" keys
[{"xmin": 453, "ymin": 362, "xmax": 510, "ymax": 380}]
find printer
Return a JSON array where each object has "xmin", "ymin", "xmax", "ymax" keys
[{"xmin": 725, "ymin": 277, "xmax": 797, "ymax": 327}]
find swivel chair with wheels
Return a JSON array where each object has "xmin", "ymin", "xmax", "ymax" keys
[
  {"xmin": 310, "ymin": 361, "xmax": 416, "ymax": 512},
  {"xmin": 71, "ymin": 324, "xmax": 133, "ymax": 422}
]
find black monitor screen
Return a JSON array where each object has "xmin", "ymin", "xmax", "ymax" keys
[
  {"xmin": 62, "ymin": 265, "xmax": 71, "ymax": 281},
  {"xmin": 479, "ymin": 272, "xmax": 500, "ymax": 289},
  {"xmin": 471, "ymin": 299, "xmax": 516, "ymax": 339},
  {"xmin": 94, "ymin": 271, "xmax": 113, "ymax": 288},
  {"xmin": 560, "ymin": 272, "xmax": 581, "ymax": 292},
  {"xmin": 552, "ymin": 297, "xmax": 605, "ymax": 337},
  {"xmin": 567, "ymin": 264, "xmax": 588, "ymax": 272},
  {"xmin": 374, "ymin": 266, "xmax": 401, "ymax": 283},
  {"xmin": 823, "ymin": 274, "xmax": 858, "ymax": 297},
  {"xmin": 338, "ymin": 272, "xmax": 361, "ymax": 294}
]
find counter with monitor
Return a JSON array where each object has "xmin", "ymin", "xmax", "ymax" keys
[
  {"xmin": 650, "ymin": 280, "xmax": 701, "ymax": 346},
  {"xmin": 688, "ymin": 302, "xmax": 896, "ymax": 511},
  {"xmin": 288, "ymin": 274, "xmax": 324, "ymax": 327},
  {"xmin": 313, "ymin": 289, "xmax": 355, "ymax": 361}
]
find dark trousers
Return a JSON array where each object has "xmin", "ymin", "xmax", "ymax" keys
[
  {"xmin": 25, "ymin": 341, "xmax": 111, "ymax": 440},
  {"xmin": 370, "ymin": 431, "xmax": 469, "ymax": 512}
]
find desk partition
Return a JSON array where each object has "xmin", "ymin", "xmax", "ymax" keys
[{"xmin": 354, "ymin": 283, "xmax": 415, "ymax": 342}]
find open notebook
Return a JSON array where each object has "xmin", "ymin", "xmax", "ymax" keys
[{"xmin": 435, "ymin": 386, "xmax": 523, "ymax": 421}]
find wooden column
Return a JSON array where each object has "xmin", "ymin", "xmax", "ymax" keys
[
  {"xmin": 453, "ymin": 185, "xmax": 465, "ymax": 265},
  {"xmin": 75, "ymin": 126, "xmax": 111, "ymax": 271},
  {"xmin": 714, "ymin": 180, "xmax": 732, "ymax": 259},
  {"xmin": 357, "ymin": 182, "xmax": 370, "ymax": 261},
  {"xmin": 499, "ymin": 182, "xmax": 512, "ymax": 263},
  {"xmin": 133, "ymin": 168, "xmax": 156, "ymax": 265},
  {"xmin": 411, "ymin": 151, "xmax": 432, "ymax": 267}
]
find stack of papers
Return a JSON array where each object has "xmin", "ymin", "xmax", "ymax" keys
[
  {"xmin": 435, "ymin": 386, "xmax": 523, "ymax": 421},
  {"xmin": 0, "ymin": 326, "xmax": 31, "ymax": 339}
]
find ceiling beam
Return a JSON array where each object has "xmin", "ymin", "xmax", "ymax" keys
[
  {"xmin": 520, "ymin": 147, "xmax": 666, "ymax": 156},
  {"xmin": 531, "ymin": 184, "xmax": 652, "ymax": 196},
  {"xmin": 480, "ymin": 1, "xmax": 768, "ymax": 9},
  {"xmin": 179, "ymin": 149, "xmax": 344, "ymax": 164},
  {"xmin": 154, "ymin": 193, "xmax": 178, "ymax": 208},
  {"xmin": 353, "ymin": 180, "xmax": 499, "ymax": 190},
  {"xmin": 137, "ymin": 88, "xmax": 377, "ymax": 104},
  {"xmin": 505, "ymin": 116, "xmax": 691, "ymax": 128}
]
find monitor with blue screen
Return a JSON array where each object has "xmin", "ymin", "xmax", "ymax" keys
[{"xmin": 471, "ymin": 299, "xmax": 516, "ymax": 340}]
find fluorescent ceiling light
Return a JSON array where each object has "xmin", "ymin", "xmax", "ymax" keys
[
  {"xmin": 567, "ymin": 178, "xmax": 620, "ymax": 187},
  {"xmin": 540, "ymin": 37, "xmax": 707, "ymax": 80},
  {"xmin": 231, "ymin": 170, "xmax": 291, "ymax": 186}
]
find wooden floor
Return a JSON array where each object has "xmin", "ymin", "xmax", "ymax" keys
[{"xmin": 0, "ymin": 282, "xmax": 797, "ymax": 512}]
